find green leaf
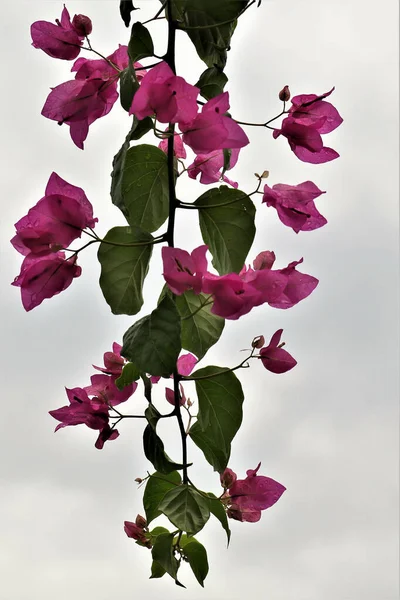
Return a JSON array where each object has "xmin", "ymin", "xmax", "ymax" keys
[
  {"xmin": 159, "ymin": 485, "xmax": 210, "ymax": 535},
  {"xmin": 98, "ymin": 226, "xmax": 153, "ymax": 316},
  {"xmin": 195, "ymin": 66, "xmax": 228, "ymax": 100},
  {"xmin": 150, "ymin": 560, "xmax": 166, "ymax": 579},
  {"xmin": 195, "ymin": 186, "xmax": 256, "ymax": 274},
  {"xmin": 188, "ymin": 366, "xmax": 244, "ymax": 472},
  {"xmin": 115, "ymin": 362, "xmax": 141, "ymax": 390},
  {"xmin": 112, "ymin": 144, "xmax": 169, "ymax": 234},
  {"xmin": 180, "ymin": 536, "xmax": 209, "ymax": 587},
  {"xmin": 129, "ymin": 117, "xmax": 153, "ymax": 140},
  {"xmin": 171, "ymin": 0, "xmax": 249, "ymax": 68},
  {"xmin": 128, "ymin": 22, "xmax": 154, "ymax": 62},
  {"xmin": 122, "ymin": 296, "xmax": 181, "ymax": 377},
  {"xmin": 206, "ymin": 492, "xmax": 231, "ymax": 545},
  {"xmin": 143, "ymin": 406, "xmax": 186, "ymax": 474},
  {"xmin": 151, "ymin": 533, "xmax": 184, "ymax": 586},
  {"xmin": 144, "ymin": 471, "xmax": 182, "ymax": 524},
  {"xmin": 175, "ymin": 291, "xmax": 224, "ymax": 360},
  {"xmin": 119, "ymin": 67, "xmax": 139, "ymax": 112}
]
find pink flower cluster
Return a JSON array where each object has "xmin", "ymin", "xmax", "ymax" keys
[
  {"xmin": 130, "ymin": 62, "xmax": 248, "ymax": 187},
  {"xmin": 41, "ymin": 46, "xmax": 145, "ymax": 149},
  {"xmin": 162, "ymin": 246, "xmax": 318, "ymax": 321},
  {"xmin": 31, "ymin": 6, "xmax": 91, "ymax": 61},
  {"xmin": 124, "ymin": 515, "xmax": 151, "ymax": 547},
  {"xmin": 11, "ymin": 173, "xmax": 96, "ymax": 311},
  {"xmin": 220, "ymin": 463, "xmax": 286, "ymax": 522},
  {"xmin": 273, "ymin": 88, "xmax": 343, "ymax": 163},
  {"xmin": 50, "ymin": 342, "xmax": 136, "ymax": 449}
]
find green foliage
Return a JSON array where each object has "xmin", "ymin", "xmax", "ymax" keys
[
  {"xmin": 169, "ymin": 0, "xmax": 250, "ymax": 68},
  {"xmin": 122, "ymin": 296, "xmax": 181, "ymax": 377},
  {"xmin": 128, "ymin": 22, "xmax": 154, "ymax": 62},
  {"xmin": 175, "ymin": 291, "xmax": 225, "ymax": 360},
  {"xmin": 98, "ymin": 226, "xmax": 153, "ymax": 315},
  {"xmin": 207, "ymin": 492, "xmax": 231, "ymax": 545},
  {"xmin": 111, "ymin": 144, "xmax": 169, "ymax": 233},
  {"xmin": 180, "ymin": 535, "xmax": 209, "ymax": 587},
  {"xmin": 143, "ymin": 471, "xmax": 182, "ymax": 524},
  {"xmin": 115, "ymin": 362, "xmax": 141, "ymax": 390},
  {"xmin": 119, "ymin": 67, "xmax": 139, "ymax": 112},
  {"xmin": 159, "ymin": 485, "xmax": 210, "ymax": 535},
  {"xmin": 143, "ymin": 405, "xmax": 187, "ymax": 474},
  {"xmin": 195, "ymin": 186, "xmax": 256, "ymax": 274},
  {"xmin": 195, "ymin": 66, "xmax": 228, "ymax": 100},
  {"xmin": 188, "ymin": 367, "xmax": 244, "ymax": 472},
  {"xmin": 151, "ymin": 532, "xmax": 184, "ymax": 586}
]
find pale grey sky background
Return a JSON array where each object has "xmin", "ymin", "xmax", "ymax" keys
[{"xmin": 0, "ymin": 1, "xmax": 398, "ymax": 599}]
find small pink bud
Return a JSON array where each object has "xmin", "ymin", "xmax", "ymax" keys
[
  {"xmin": 72, "ymin": 14, "xmax": 92, "ymax": 36},
  {"xmin": 220, "ymin": 468, "xmax": 237, "ymax": 489},
  {"xmin": 135, "ymin": 514, "xmax": 147, "ymax": 529},
  {"xmin": 279, "ymin": 85, "xmax": 291, "ymax": 102},
  {"xmin": 252, "ymin": 335, "xmax": 265, "ymax": 349}
]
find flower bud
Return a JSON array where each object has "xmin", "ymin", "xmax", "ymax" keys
[
  {"xmin": 227, "ymin": 505, "xmax": 243, "ymax": 521},
  {"xmin": 279, "ymin": 85, "xmax": 290, "ymax": 102},
  {"xmin": 135, "ymin": 514, "xmax": 147, "ymax": 529},
  {"xmin": 220, "ymin": 467, "xmax": 237, "ymax": 489},
  {"xmin": 134, "ymin": 477, "xmax": 143, "ymax": 484},
  {"xmin": 252, "ymin": 335, "xmax": 265, "ymax": 349},
  {"xmin": 72, "ymin": 14, "xmax": 93, "ymax": 36}
]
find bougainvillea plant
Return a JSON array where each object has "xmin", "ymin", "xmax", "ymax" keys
[{"xmin": 11, "ymin": 0, "xmax": 342, "ymax": 588}]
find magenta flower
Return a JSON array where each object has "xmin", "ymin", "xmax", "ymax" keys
[
  {"xmin": 50, "ymin": 387, "xmax": 109, "ymax": 432},
  {"xmin": 227, "ymin": 463, "xmax": 286, "ymax": 522},
  {"xmin": 202, "ymin": 272, "xmax": 262, "ymax": 320},
  {"xmin": 11, "ymin": 172, "xmax": 97, "ymax": 256},
  {"xmin": 181, "ymin": 92, "xmax": 249, "ymax": 154},
  {"xmin": 129, "ymin": 61, "xmax": 199, "ymax": 124},
  {"xmin": 42, "ymin": 46, "xmax": 140, "ymax": 149},
  {"xmin": 162, "ymin": 245, "xmax": 208, "ymax": 295},
  {"xmin": 262, "ymin": 181, "xmax": 327, "ymax": 233},
  {"xmin": 188, "ymin": 148, "xmax": 240, "ymax": 188},
  {"xmin": 84, "ymin": 373, "xmax": 137, "ymax": 407},
  {"xmin": 177, "ymin": 352, "xmax": 198, "ymax": 376},
  {"xmin": 93, "ymin": 342, "xmax": 125, "ymax": 376},
  {"xmin": 259, "ymin": 329, "xmax": 297, "ymax": 374},
  {"xmin": 12, "ymin": 252, "xmax": 81, "ymax": 311},
  {"xmin": 289, "ymin": 88, "xmax": 343, "ymax": 134},
  {"xmin": 158, "ymin": 131, "xmax": 187, "ymax": 159},
  {"xmin": 124, "ymin": 520, "xmax": 151, "ymax": 547},
  {"xmin": 31, "ymin": 5, "xmax": 87, "ymax": 61},
  {"xmin": 269, "ymin": 258, "xmax": 319, "ymax": 309},
  {"xmin": 165, "ymin": 383, "xmax": 187, "ymax": 407},
  {"xmin": 220, "ymin": 468, "xmax": 237, "ymax": 489}
]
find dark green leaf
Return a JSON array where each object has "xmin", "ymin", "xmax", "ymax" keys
[
  {"xmin": 112, "ymin": 144, "xmax": 169, "ymax": 234},
  {"xmin": 98, "ymin": 226, "xmax": 153, "ymax": 316},
  {"xmin": 143, "ymin": 406, "xmax": 186, "ymax": 474},
  {"xmin": 122, "ymin": 296, "xmax": 181, "ymax": 377},
  {"xmin": 115, "ymin": 362, "xmax": 141, "ymax": 390},
  {"xmin": 171, "ymin": 0, "xmax": 249, "ymax": 68},
  {"xmin": 195, "ymin": 186, "xmax": 256, "ymax": 274},
  {"xmin": 151, "ymin": 533, "xmax": 183, "ymax": 585},
  {"xmin": 195, "ymin": 66, "xmax": 228, "ymax": 100},
  {"xmin": 180, "ymin": 536, "xmax": 209, "ymax": 587},
  {"xmin": 128, "ymin": 22, "xmax": 154, "ymax": 62},
  {"xmin": 129, "ymin": 117, "xmax": 153, "ymax": 140},
  {"xmin": 188, "ymin": 366, "xmax": 244, "ymax": 472},
  {"xmin": 176, "ymin": 291, "xmax": 224, "ymax": 360},
  {"xmin": 159, "ymin": 485, "xmax": 210, "ymax": 535},
  {"xmin": 119, "ymin": 67, "xmax": 139, "ymax": 112},
  {"xmin": 144, "ymin": 471, "xmax": 182, "ymax": 525},
  {"xmin": 207, "ymin": 492, "xmax": 231, "ymax": 545},
  {"xmin": 120, "ymin": 0, "xmax": 138, "ymax": 27},
  {"xmin": 150, "ymin": 560, "xmax": 166, "ymax": 579}
]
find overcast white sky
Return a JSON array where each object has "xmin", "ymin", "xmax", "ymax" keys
[{"xmin": 0, "ymin": 1, "xmax": 398, "ymax": 599}]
